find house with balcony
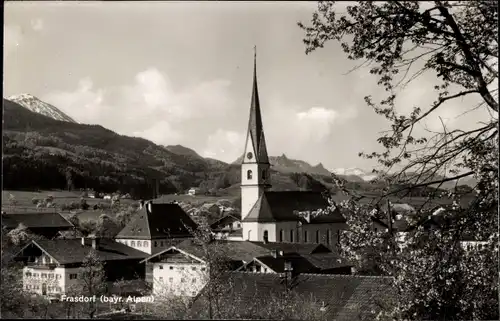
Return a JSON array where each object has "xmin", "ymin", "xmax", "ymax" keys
[
  {"xmin": 115, "ymin": 201, "xmax": 198, "ymax": 255},
  {"xmin": 11, "ymin": 237, "xmax": 147, "ymax": 299}
]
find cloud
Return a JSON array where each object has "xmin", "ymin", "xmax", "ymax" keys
[
  {"xmin": 202, "ymin": 129, "xmax": 245, "ymax": 162},
  {"xmin": 31, "ymin": 18, "xmax": 44, "ymax": 31},
  {"xmin": 43, "ymin": 68, "xmax": 235, "ymax": 148},
  {"xmin": 4, "ymin": 24, "xmax": 23, "ymax": 57}
]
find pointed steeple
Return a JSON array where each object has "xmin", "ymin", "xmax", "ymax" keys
[{"xmin": 245, "ymin": 46, "xmax": 269, "ymax": 164}]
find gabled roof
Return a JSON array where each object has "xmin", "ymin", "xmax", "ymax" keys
[
  {"xmin": 14, "ymin": 239, "xmax": 147, "ymax": 265},
  {"xmin": 254, "ymin": 253, "xmax": 318, "ymax": 274},
  {"xmin": 243, "ymin": 191, "xmax": 346, "ymax": 223},
  {"xmin": 249, "ymin": 241, "xmax": 331, "ymax": 255},
  {"xmin": 210, "ymin": 214, "xmax": 241, "ymax": 232},
  {"xmin": 1, "ymin": 212, "xmax": 74, "ymax": 229},
  {"xmin": 242, "ymin": 49, "xmax": 269, "ymax": 164},
  {"xmin": 175, "ymin": 239, "xmax": 270, "ymax": 263},
  {"xmin": 140, "ymin": 246, "xmax": 205, "ymax": 264},
  {"xmin": 115, "ymin": 203, "xmax": 198, "ymax": 240},
  {"xmin": 191, "ymin": 272, "xmax": 396, "ymax": 320}
]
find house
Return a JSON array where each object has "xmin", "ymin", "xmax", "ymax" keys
[
  {"xmin": 140, "ymin": 247, "xmax": 209, "ymax": 298},
  {"xmin": 189, "ymin": 272, "xmax": 396, "ymax": 320},
  {"xmin": 12, "ymin": 237, "xmax": 147, "ymax": 300},
  {"xmin": 115, "ymin": 201, "xmax": 198, "ymax": 255},
  {"xmin": 239, "ymin": 53, "xmax": 347, "ymax": 246},
  {"xmin": 187, "ymin": 188, "xmax": 200, "ymax": 196},
  {"xmin": 210, "ymin": 214, "xmax": 243, "ymax": 241},
  {"xmin": 103, "ymin": 195, "xmax": 112, "ymax": 200},
  {"xmin": 1, "ymin": 212, "xmax": 75, "ymax": 239}
]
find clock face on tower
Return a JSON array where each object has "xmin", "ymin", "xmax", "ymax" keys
[{"xmin": 247, "ymin": 152, "xmax": 253, "ymax": 160}]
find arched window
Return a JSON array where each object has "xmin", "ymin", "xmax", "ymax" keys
[
  {"xmin": 304, "ymin": 231, "xmax": 309, "ymax": 243},
  {"xmin": 315, "ymin": 230, "xmax": 320, "ymax": 244},
  {"xmin": 247, "ymin": 170, "xmax": 253, "ymax": 180},
  {"xmin": 279, "ymin": 229, "xmax": 284, "ymax": 242},
  {"xmin": 263, "ymin": 230, "xmax": 269, "ymax": 243},
  {"xmin": 144, "ymin": 241, "xmax": 149, "ymax": 247},
  {"xmin": 326, "ymin": 230, "xmax": 331, "ymax": 245},
  {"xmin": 290, "ymin": 229, "xmax": 294, "ymax": 243},
  {"xmin": 131, "ymin": 241, "xmax": 136, "ymax": 247}
]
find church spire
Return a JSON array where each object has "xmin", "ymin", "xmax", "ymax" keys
[{"xmin": 244, "ymin": 46, "xmax": 269, "ymax": 164}]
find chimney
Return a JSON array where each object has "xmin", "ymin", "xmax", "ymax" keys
[
  {"xmin": 387, "ymin": 200, "xmax": 393, "ymax": 235},
  {"xmin": 91, "ymin": 238, "xmax": 99, "ymax": 250}
]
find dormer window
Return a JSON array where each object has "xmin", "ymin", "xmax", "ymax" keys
[{"xmin": 247, "ymin": 170, "xmax": 253, "ymax": 180}]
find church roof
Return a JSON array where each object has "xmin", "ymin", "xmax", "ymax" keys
[
  {"xmin": 243, "ymin": 49, "xmax": 269, "ymax": 164},
  {"xmin": 115, "ymin": 203, "xmax": 198, "ymax": 240},
  {"xmin": 242, "ymin": 191, "xmax": 346, "ymax": 223}
]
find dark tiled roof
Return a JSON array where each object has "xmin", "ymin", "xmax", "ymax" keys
[
  {"xmin": 255, "ymin": 253, "xmax": 318, "ymax": 274},
  {"xmin": 191, "ymin": 272, "xmax": 396, "ymax": 320},
  {"xmin": 175, "ymin": 239, "xmax": 270, "ymax": 263},
  {"xmin": 301, "ymin": 253, "xmax": 352, "ymax": 270},
  {"xmin": 210, "ymin": 214, "xmax": 240, "ymax": 231},
  {"xmin": 116, "ymin": 203, "xmax": 198, "ymax": 240},
  {"xmin": 1, "ymin": 212, "xmax": 73, "ymax": 229},
  {"xmin": 17, "ymin": 239, "xmax": 147, "ymax": 264},
  {"xmin": 243, "ymin": 191, "xmax": 346, "ymax": 223},
  {"xmin": 250, "ymin": 241, "xmax": 331, "ymax": 255}
]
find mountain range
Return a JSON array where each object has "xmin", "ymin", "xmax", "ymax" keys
[{"xmin": 2, "ymin": 95, "xmax": 476, "ymax": 198}]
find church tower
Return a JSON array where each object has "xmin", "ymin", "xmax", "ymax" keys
[{"xmin": 241, "ymin": 48, "xmax": 271, "ymax": 221}]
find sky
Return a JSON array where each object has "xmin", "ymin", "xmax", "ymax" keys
[{"xmin": 4, "ymin": 1, "xmax": 494, "ymax": 172}]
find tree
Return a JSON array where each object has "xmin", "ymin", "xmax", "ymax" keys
[
  {"xmin": 74, "ymin": 250, "xmax": 107, "ymax": 319},
  {"xmin": 6, "ymin": 223, "xmax": 46, "ymax": 246},
  {"xmin": 299, "ymin": 2, "xmax": 498, "ymax": 319}
]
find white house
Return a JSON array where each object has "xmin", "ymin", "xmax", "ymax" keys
[
  {"xmin": 115, "ymin": 201, "xmax": 198, "ymax": 255},
  {"xmin": 187, "ymin": 188, "xmax": 200, "ymax": 196},
  {"xmin": 140, "ymin": 247, "xmax": 208, "ymax": 298},
  {"xmin": 12, "ymin": 238, "xmax": 147, "ymax": 299}
]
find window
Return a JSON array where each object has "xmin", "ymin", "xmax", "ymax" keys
[
  {"xmin": 192, "ymin": 278, "xmax": 197, "ymax": 283},
  {"xmin": 131, "ymin": 241, "xmax": 136, "ymax": 247},
  {"xmin": 25, "ymin": 272, "xmax": 32, "ymax": 277},
  {"xmin": 247, "ymin": 170, "xmax": 253, "ymax": 180},
  {"xmin": 316, "ymin": 230, "xmax": 320, "ymax": 243},
  {"xmin": 69, "ymin": 274, "xmax": 77, "ymax": 280},
  {"xmin": 180, "ymin": 267, "xmax": 185, "ymax": 270},
  {"xmin": 137, "ymin": 241, "xmax": 142, "ymax": 247},
  {"xmin": 290, "ymin": 229, "xmax": 294, "ymax": 243},
  {"xmin": 144, "ymin": 241, "xmax": 149, "ymax": 247},
  {"xmin": 56, "ymin": 274, "xmax": 61, "ymax": 279},
  {"xmin": 263, "ymin": 230, "xmax": 269, "ymax": 243},
  {"xmin": 159, "ymin": 265, "xmax": 163, "ymax": 270},
  {"xmin": 201, "ymin": 267, "xmax": 206, "ymax": 271},
  {"xmin": 169, "ymin": 266, "xmax": 174, "ymax": 270},
  {"xmin": 192, "ymin": 267, "xmax": 197, "ymax": 271},
  {"xmin": 169, "ymin": 277, "xmax": 173, "ymax": 282},
  {"xmin": 326, "ymin": 230, "xmax": 331, "ymax": 245},
  {"xmin": 42, "ymin": 273, "xmax": 48, "ymax": 279},
  {"xmin": 154, "ymin": 241, "xmax": 158, "ymax": 247},
  {"xmin": 264, "ymin": 268, "xmax": 267, "ymax": 273},
  {"xmin": 49, "ymin": 273, "xmax": 54, "ymax": 279},
  {"xmin": 192, "ymin": 291, "xmax": 197, "ymax": 296},
  {"xmin": 304, "ymin": 231, "xmax": 309, "ymax": 243},
  {"xmin": 279, "ymin": 229, "xmax": 284, "ymax": 242}
]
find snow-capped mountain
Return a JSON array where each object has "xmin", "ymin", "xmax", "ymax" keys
[
  {"xmin": 7, "ymin": 93, "xmax": 77, "ymax": 123},
  {"xmin": 331, "ymin": 167, "xmax": 378, "ymax": 181}
]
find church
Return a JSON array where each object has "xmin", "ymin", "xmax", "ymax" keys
[{"xmin": 238, "ymin": 51, "xmax": 347, "ymax": 248}]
